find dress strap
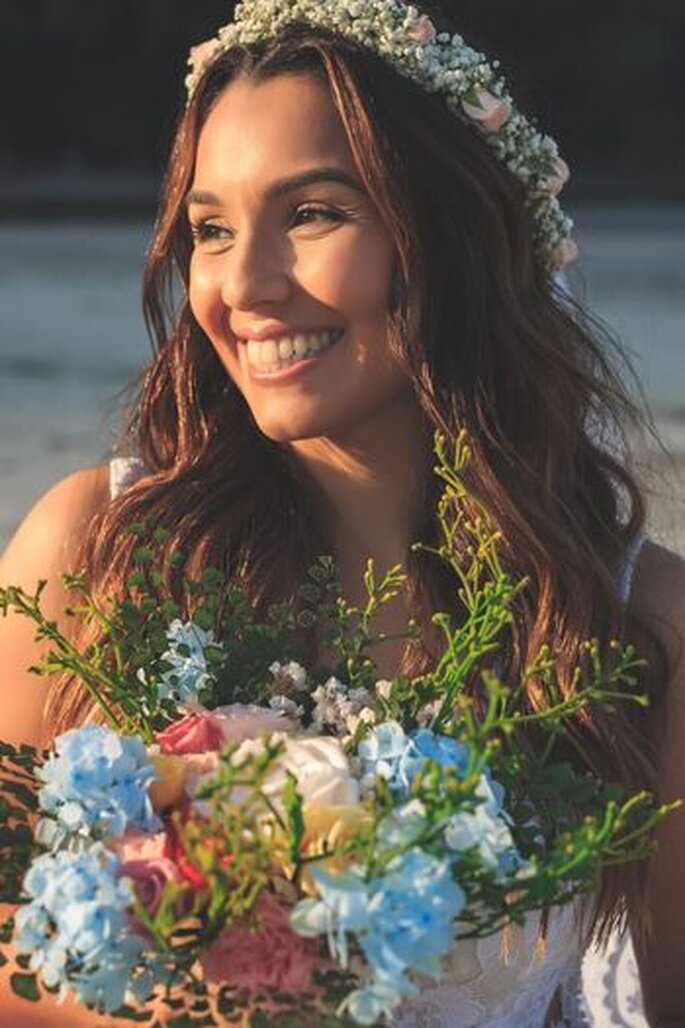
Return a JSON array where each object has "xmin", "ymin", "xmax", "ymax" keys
[
  {"xmin": 616, "ymin": 530, "xmax": 648, "ymax": 607},
  {"xmin": 109, "ymin": 456, "xmax": 147, "ymax": 500}
]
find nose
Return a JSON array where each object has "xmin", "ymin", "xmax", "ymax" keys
[{"xmin": 219, "ymin": 229, "xmax": 293, "ymax": 311}]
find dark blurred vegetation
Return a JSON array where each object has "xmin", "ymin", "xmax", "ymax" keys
[{"xmin": 2, "ymin": 0, "xmax": 683, "ymax": 207}]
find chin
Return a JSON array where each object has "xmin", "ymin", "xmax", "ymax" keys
[{"xmin": 250, "ymin": 406, "xmax": 341, "ymax": 445}]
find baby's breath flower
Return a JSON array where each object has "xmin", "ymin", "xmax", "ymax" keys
[{"xmin": 184, "ymin": 0, "xmax": 576, "ymax": 269}]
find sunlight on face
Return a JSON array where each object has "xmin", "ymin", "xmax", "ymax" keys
[{"xmin": 187, "ymin": 72, "xmax": 415, "ymax": 445}]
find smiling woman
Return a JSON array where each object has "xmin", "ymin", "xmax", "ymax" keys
[
  {"xmin": 1, "ymin": 1, "xmax": 685, "ymax": 1025},
  {"xmin": 185, "ymin": 74, "xmax": 413, "ymax": 447}
]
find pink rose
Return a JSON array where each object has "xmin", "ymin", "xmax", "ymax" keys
[
  {"xmin": 120, "ymin": 856, "xmax": 181, "ymax": 916},
  {"xmin": 111, "ymin": 831, "xmax": 182, "ymax": 918},
  {"xmin": 544, "ymin": 156, "xmax": 571, "ymax": 196},
  {"xmin": 213, "ymin": 703, "xmax": 298, "ymax": 743},
  {"xmin": 407, "ymin": 14, "xmax": 437, "ymax": 44},
  {"xmin": 157, "ymin": 711, "xmax": 227, "ymax": 755},
  {"xmin": 188, "ymin": 38, "xmax": 217, "ymax": 71},
  {"xmin": 110, "ymin": 829, "xmax": 167, "ymax": 864},
  {"xmin": 157, "ymin": 704, "xmax": 296, "ymax": 756},
  {"xmin": 462, "ymin": 88, "xmax": 511, "ymax": 132},
  {"xmin": 201, "ymin": 891, "xmax": 320, "ymax": 995},
  {"xmin": 550, "ymin": 237, "xmax": 579, "ymax": 271}
]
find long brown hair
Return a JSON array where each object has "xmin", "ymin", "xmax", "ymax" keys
[{"xmin": 46, "ymin": 19, "xmax": 663, "ymax": 939}]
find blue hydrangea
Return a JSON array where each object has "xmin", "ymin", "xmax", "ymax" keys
[
  {"xmin": 154, "ymin": 619, "xmax": 216, "ymax": 704},
  {"xmin": 36, "ymin": 725, "xmax": 160, "ymax": 849},
  {"xmin": 443, "ymin": 769, "xmax": 527, "ymax": 881},
  {"xmin": 14, "ymin": 846, "xmax": 153, "ymax": 1012},
  {"xmin": 342, "ymin": 981, "xmax": 399, "ymax": 1025},
  {"xmin": 356, "ymin": 721, "xmax": 470, "ymax": 796},
  {"xmin": 291, "ymin": 848, "xmax": 465, "ymax": 1023}
]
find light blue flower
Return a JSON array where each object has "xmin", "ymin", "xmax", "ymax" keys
[
  {"xmin": 376, "ymin": 798, "xmax": 428, "ymax": 849},
  {"xmin": 444, "ymin": 774, "xmax": 525, "ymax": 881},
  {"xmin": 292, "ymin": 848, "xmax": 465, "ymax": 1023},
  {"xmin": 155, "ymin": 618, "xmax": 216, "ymax": 704},
  {"xmin": 356, "ymin": 720, "xmax": 408, "ymax": 794},
  {"xmin": 290, "ymin": 867, "xmax": 371, "ymax": 967},
  {"xmin": 340, "ymin": 981, "xmax": 399, "ymax": 1025},
  {"xmin": 397, "ymin": 728, "xmax": 470, "ymax": 793},
  {"xmin": 362, "ymin": 848, "xmax": 465, "ymax": 984},
  {"xmin": 36, "ymin": 725, "xmax": 160, "ymax": 848},
  {"xmin": 357, "ymin": 722, "xmax": 470, "ymax": 797},
  {"xmin": 14, "ymin": 846, "xmax": 153, "ymax": 1012}
]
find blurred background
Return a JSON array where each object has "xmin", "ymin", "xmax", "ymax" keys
[{"xmin": 1, "ymin": 0, "xmax": 683, "ymax": 551}]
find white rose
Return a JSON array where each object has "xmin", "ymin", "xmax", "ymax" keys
[
  {"xmin": 260, "ymin": 735, "xmax": 360, "ymax": 809},
  {"xmin": 189, "ymin": 731, "xmax": 359, "ymax": 819},
  {"xmin": 212, "ymin": 703, "xmax": 298, "ymax": 743}
]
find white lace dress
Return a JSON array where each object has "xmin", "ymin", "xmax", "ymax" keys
[{"xmin": 109, "ymin": 457, "xmax": 648, "ymax": 1027}]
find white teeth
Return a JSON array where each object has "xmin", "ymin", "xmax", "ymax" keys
[
  {"xmin": 244, "ymin": 329, "xmax": 341, "ymax": 372},
  {"xmin": 261, "ymin": 340, "xmax": 279, "ymax": 364}
]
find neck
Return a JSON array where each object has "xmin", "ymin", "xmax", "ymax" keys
[{"xmin": 289, "ymin": 398, "xmax": 429, "ymax": 598}]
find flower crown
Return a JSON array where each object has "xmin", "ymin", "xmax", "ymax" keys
[{"xmin": 185, "ymin": 0, "xmax": 578, "ymax": 272}]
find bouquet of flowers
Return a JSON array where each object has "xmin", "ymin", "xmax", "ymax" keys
[{"xmin": 0, "ymin": 434, "xmax": 670, "ymax": 1026}]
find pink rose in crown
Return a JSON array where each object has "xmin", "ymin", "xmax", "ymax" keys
[
  {"xmin": 544, "ymin": 156, "xmax": 571, "ymax": 196},
  {"xmin": 188, "ymin": 38, "xmax": 217, "ymax": 70},
  {"xmin": 551, "ymin": 238, "xmax": 579, "ymax": 271},
  {"xmin": 462, "ymin": 88, "xmax": 511, "ymax": 132},
  {"xmin": 157, "ymin": 704, "xmax": 297, "ymax": 755},
  {"xmin": 408, "ymin": 14, "xmax": 437, "ymax": 44},
  {"xmin": 201, "ymin": 890, "xmax": 320, "ymax": 995}
]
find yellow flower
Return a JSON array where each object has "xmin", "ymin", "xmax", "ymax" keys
[
  {"xmin": 273, "ymin": 803, "xmax": 371, "ymax": 895},
  {"xmin": 148, "ymin": 753, "xmax": 188, "ymax": 811}
]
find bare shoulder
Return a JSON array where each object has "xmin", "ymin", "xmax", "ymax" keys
[
  {"xmin": 0, "ymin": 465, "xmax": 111, "ymax": 585},
  {"xmin": 629, "ymin": 538, "xmax": 685, "ymax": 676},
  {"xmin": 0, "ymin": 465, "xmax": 111, "ymax": 748}
]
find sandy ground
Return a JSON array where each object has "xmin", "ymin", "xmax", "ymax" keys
[
  {"xmin": 0, "ymin": 212, "xmax": 683, "ymax": 556},
  {"xmin": 631, "ymin": 418, "xmax": 685, "ymax": 556}
]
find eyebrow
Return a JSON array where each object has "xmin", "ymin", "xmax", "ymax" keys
[{"xmin": 185, "ymin": 167, "xmax": 365, "ymax": 208}]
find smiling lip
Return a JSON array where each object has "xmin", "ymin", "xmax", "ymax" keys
[
  {"xmin": 245, "ymin": 330, "xmax": 344, "ymax": 383},
  {"xmin": 236, "ymin": 324, "xmax": 343, "ymax": 343}
]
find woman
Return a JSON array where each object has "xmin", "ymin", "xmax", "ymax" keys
[{"xmin": 1, "ymin": 1, "xmax": 684, "ymax": 1024}]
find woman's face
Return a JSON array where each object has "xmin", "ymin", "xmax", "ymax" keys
[{"xmin": 187, "ymin": 71, "xmax": 415, "ymax": 444}]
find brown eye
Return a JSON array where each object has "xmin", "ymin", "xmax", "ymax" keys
[{"xmin": 292, "ymin": 205, "xmax": 347, "ymax": 226}]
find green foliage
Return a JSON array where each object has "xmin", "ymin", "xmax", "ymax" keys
[
  {"xmin": 0, "ymin": 428, "xmax": 675, "ymax": 1024},
  {"xmin": 10, "ymin": 972, "xmax": 40, "ymax": 1001},
  {"xmin": 0, "ymin": 742, "xmax": 42, "ymax": 970}
]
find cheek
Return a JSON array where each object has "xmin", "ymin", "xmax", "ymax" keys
[
  {"xmin": 325, "ymin": 232, "xmax": 395, "ymax": 320},
  {"xmin": 189, "ymin": 256, "xmax": 224, "ymax": 338},
  {"xmin": 188, "ymin": 258, "xmax": 242, "ymax": 384}
]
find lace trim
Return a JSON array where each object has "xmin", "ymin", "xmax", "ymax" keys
[
  {"xmin": 393, "ymin": 906, "xmax": 588, "ymax": 1027},
  {"xmin": 580, "ymin": 929, "xmax": 647, "ymax": 1027},
  {"xmin": 109, "ymin": 456, "xmax": 146, "ymax": 500}
]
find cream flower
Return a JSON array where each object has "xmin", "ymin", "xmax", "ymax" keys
[
  {"xmin": 462, "ymin": 88, "xmax": 511, "ymax": 132},
  {"xmin": 261, "ymin": 735, "xmax": 360, "ymax": 809},
  {"xmin": 407, "ymin": 14, "xmax": 436, "ymax": 44}
]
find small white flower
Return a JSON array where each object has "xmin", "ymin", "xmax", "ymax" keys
[
  {"xmin": 269, "ymin": 694, "xmax": 304, "ymax": 719},
  {"xmin": 269, "ymin": 659, "xmax": 308, "ymax": 692},
  {"xmin": 374, "ymin": 679, "xmax": 393, "ymax": 700},
  {"xmin": 182, "ymin": 0, "xmax": 576, "ymax": 269}
]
